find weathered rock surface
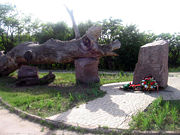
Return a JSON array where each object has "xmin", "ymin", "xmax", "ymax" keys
[
  {"xmin": 133, "ymin": 40, "xmax": 169, "ymax": 88},
  {"xmin": 75, "ymin": 58, "xmax": 99, "ymax": 84}
]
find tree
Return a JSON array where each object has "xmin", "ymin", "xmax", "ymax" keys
[
  {"xmin": 116, "ymin": 25, "xmax": 156, "ymax": 71},
  {"xmin": 36, "ymin": 22, "xmax": 73, "ymax": 43},
  {"xmin": 0, "ymin": 4, "xmax": 41, "ymax": 52},
  {"xmin": 98, "ymin": 18, "xmax": 156, "ymax": 71},
  {"xmin": 99, "ymin": 18, "xmax": 122, "ymax": 44},
  {"xmin": 157, "ymin": 33, "xmax": 180, "ymax": 67},
  {"xmin": 78, "ymin": 20, "xmax": 94, "ymax": 36},
  {"xmin": 0, "ymin": 4, "xmax": 19, "ymax": 52},
  {"xmin": 20, "ymin": 16, "xmax": 41, "ymax": 42},
  {"xmin": 98, "ymin": 18, "xmax": 123, "ymax": 70}
]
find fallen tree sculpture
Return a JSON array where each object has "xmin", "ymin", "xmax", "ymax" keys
[
  {"xmin": 0, "ymin": 7, "xmax": 121, "ymax": 84},
  {"xmin": 0, "ymin": 29, "xmax": 120, "ymax": 76}
]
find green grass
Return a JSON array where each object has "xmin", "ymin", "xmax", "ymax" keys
[
  {"xmin": 169, "ymin": 67, "xmax": 180, "ymax": 72},
  {"xmin": 130, "ymin": 97, "xmax": 180, "ymax": 131},
  {"xmin": 0, "ymin": 72, "xmax": 133, "ymax": 117},
  {"xmin": 100, "ymin": 72, "xmax": 132, "ymax": 84}
]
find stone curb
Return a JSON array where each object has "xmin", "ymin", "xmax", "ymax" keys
[{"xmin": 0, "ymin": 97, "xmax": 180, "ymax": 135}]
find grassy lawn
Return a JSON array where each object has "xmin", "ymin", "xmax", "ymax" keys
[
  {"xmin": 169, "ymin": 67, "xmax": 180, "ymax": 72},
  {"xmin": 130, "ymin": 97, "xmax": 180, "ymax": 131},
  {"xmin": 0, "ymin": 72, "xmax": 133, "ymax": 117}
]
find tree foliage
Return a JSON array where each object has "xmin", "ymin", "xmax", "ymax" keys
[
  {"xmin": 36, "ymin": 22, "xmax": 74, "ymax": 43},
  {"xmin": 98, "ymin": 19, "xmax": 156, "ymax": 71},
  {"xmin": 157, "ymin": 33, "xmax": 180, "ymax": 67},
  {"xmin": 0, "ymin": 4, "xmax": 41, "ymax": 52}
]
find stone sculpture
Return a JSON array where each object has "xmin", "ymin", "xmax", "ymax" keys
[{"xmin": 133, "ymin": 40, "xmax": 169, "ymax": 88}]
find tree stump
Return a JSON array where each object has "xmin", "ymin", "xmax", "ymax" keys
[
  {"xmin": 16, "ymin": 65, "xmax": 55, "ymax": 86},
  {"xmin": 16, "ymin": 65, "xmax": 39, "ymax": 86},
  {"xmin": 75, "ymin": 58, "xmax": 99, "ymax": 84}
]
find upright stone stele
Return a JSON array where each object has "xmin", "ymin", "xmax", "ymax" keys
[
  {"xmin": 75, "ymin": 58, "xmax": 100, "ymax": 84},
  {"xmin": 133, "ymin": 40, "xmax": 169, "ymax": 88}
]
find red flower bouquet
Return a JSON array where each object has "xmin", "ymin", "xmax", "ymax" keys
[
  {"xmin": 122, "ymin": 75, "xmax": 159, "ymax": 92},
  {"xmin": 141, "ymin": 76, "xmax": 158, "ymax": 91}
]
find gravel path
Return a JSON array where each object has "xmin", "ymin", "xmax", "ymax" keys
[{"xmin": 47, "ymin": 75, "xmax": 180, "ymax": 129}]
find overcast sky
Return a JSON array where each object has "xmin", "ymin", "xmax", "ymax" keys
[{"xmin": 1, "ymin": 0, "xmax": 180, "ymax": 34}]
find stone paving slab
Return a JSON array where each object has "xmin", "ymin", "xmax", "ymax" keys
[{"xmin": 47, "ymin": 76, "xmax": 180, "ymax": 129}]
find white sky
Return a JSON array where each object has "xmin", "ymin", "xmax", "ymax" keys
[{"xmin": 1, "ymin": 0, "xmax": 180, "ymax": 34}]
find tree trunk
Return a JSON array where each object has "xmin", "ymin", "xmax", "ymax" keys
[
  {"xmin": 0, "ymin": 27, "xmax": 121, "ymax": 76},
  {"xmin": 65, "ymin": 6, "xmax": 102, "ymax": 84},
  {"xmin": 0, "ymin": 6, "xmax": 121, "ymax": 82},
  {"xmin": 75, "ymin": 57, "xmax": 100, "ymax": 84}
]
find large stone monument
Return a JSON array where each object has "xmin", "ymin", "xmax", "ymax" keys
[{"xmin": 133, "ymin": 40, "xmax": 169, "ymax": 88}]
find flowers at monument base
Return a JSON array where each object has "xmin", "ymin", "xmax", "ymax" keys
[
  {"xmin": 122, "ymin": 76, "xmax": 158, "ymax": 91},
  {"xmin": 141, "ymin": 76, "xmax": 158, "ymax": 91}
]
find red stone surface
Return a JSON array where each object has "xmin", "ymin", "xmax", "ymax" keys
[
  {"xmin": 75, "ymin": 58, "xmax": 100, "ymax": 84},
  {"xmin": 133, "ymin": 40, "xmax": 169, "ymax": 88}
]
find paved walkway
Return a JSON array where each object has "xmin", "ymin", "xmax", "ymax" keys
[
  {"xmin": 47, "ymin": 74, "xmax": 180, "ymax": 129},
  {"xmin": 0, "ymin": 106, "xmax": 93, "ymax": 135}
]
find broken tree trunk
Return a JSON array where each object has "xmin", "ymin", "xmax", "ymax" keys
[
  {"xmin": 16, "ymin": 65, "xmax": 55, "ymax": 86},
  {"xmin": 0, "ymin": 6, "xmax": 121, "ymax": 85},
  {"xmin": 75, "ymin": 57, "xmax": 100, "ymax": 84},
  {"xmin": 65, "ymin": 6, "xmax": 119, "ymax": 84},
  {"xmin": 0, "ymin": 26, "xmax": 121, "ymax": 77}
]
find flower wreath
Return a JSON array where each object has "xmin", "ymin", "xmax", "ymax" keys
[
  {"xmin": 123, "ymin": 75, "xmax": 159, "ymax": 92},
  {"xmin": 141, "ymin": 76, "xmax": 158, "ymax": 91}
]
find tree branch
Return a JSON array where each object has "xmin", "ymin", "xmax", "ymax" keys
[{"xmin": 65, "ymin": 5, "xmax": 80, "ymax": 39}]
